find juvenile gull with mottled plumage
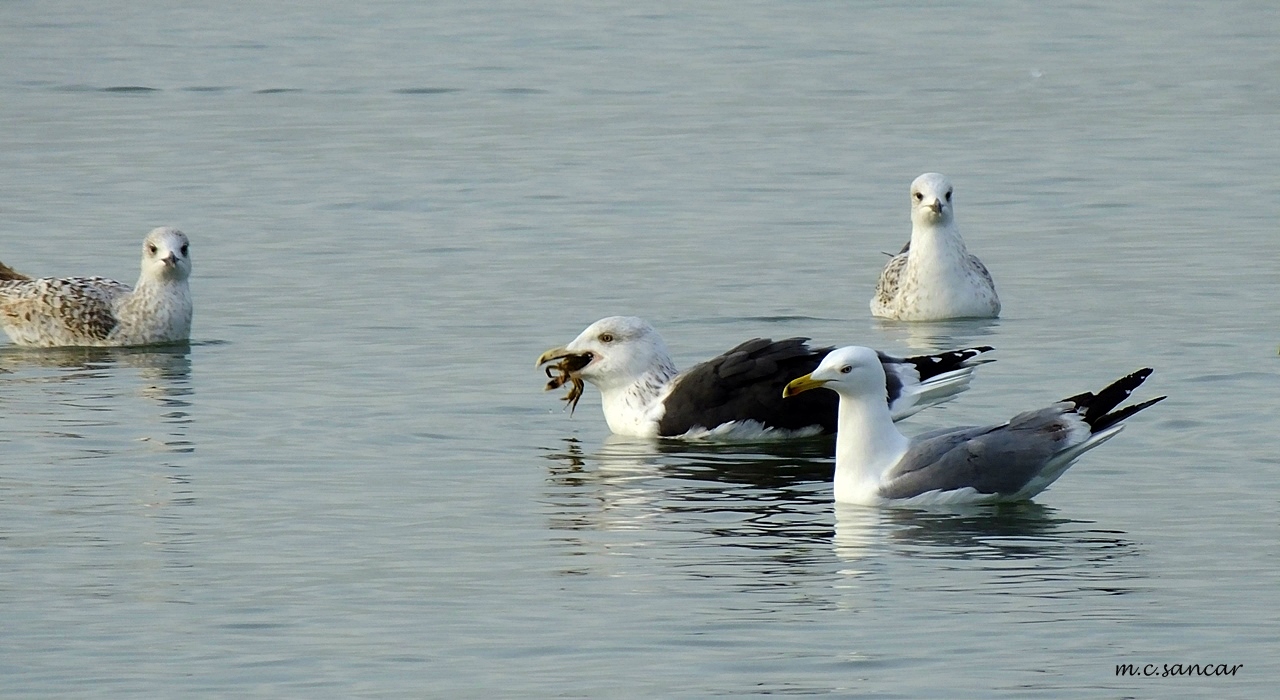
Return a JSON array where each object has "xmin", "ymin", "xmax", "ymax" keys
[
  {"xmin": 537, "ymin": 316, "xmax": 993, "ymax": 440},
  {"xmin": 784, "ymin": 346, "xmax": 1164, "ymax": 505},
  {"xmin": 0, "ymin": 227, "xmax": 193, "ymax": 347},
  {"xmin": 871, "ymin": 173, "xmax": 1000, "ymax": 321}
]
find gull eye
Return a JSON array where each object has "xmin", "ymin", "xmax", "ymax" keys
[
  {"xmin": 840, "ymin": 366, "xmax": 852, "ymax": 374},
  {"xmin": 945, "ymin": 190, "xmax": 952, "ymax": 201},
  {"xmin": 147, "ymin": 244, "xmax": 158, "ymax": 255},
  {"xmin": 180, "ymin": 244, "xmax": 189, "ymax": 256},
  {"xmin": 599, "ymin": 333, "xmax": 614, "ymax": 343},
  {"xmin": 913, "ymin": 192, "xmax": 924, "ymax": 202}
]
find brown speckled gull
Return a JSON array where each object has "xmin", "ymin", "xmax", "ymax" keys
[{"xmin": 0, "ymin": 227, "xmax": 193, "ymax": 347}]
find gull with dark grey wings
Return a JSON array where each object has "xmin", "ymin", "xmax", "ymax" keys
[{"xmin": 537, "ymin": 316, "xmax": 994, "ymax": 440}]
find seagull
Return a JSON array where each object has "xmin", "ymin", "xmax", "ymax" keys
[
  {"xmin": 783, "ymin": 346, "xmax": 1164, "ymax": 505},
  {"xmin": 536, "ymin": 316, "xmax": 993, "ymax": 439},
  {"xmin": 871, "ymin": 173, "xmax": 1000, "ymax": 321},
  {"xmin": 0, "ymin": 227, "xmax": 193, "ymax": 347}
]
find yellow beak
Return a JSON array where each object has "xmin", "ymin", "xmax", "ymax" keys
[
  {"xmin": 536, "ymin": 346, "xmax": 571, "ymax": 368},
  {"xmin": 783, "ymin": 373, "xmax": 830, "ymax": 398}
]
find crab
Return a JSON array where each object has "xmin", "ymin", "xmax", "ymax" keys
[{"xmin": 536, "ymin": 350, "xmax": 593, "ymax": 414}]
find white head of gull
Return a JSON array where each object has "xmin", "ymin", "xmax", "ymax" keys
[
  {"xmin": 537, "ymin": 316, "xmax": 995, "ymax": 440},
  {"xmin": 871, "ymin": 173, "xmax": 1000, "ymax": 321},
  {"xmin": 784, "ymin": 346, "xmax": 1164, "ymax": 505},
  {"xmin": 0, "ymin": 227, "xmax": 193, "ymax": 348}
]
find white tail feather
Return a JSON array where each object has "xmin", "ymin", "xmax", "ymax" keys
[{"xmin": 889, "ymin": 366, "xmax": 977, "ymax": 420}]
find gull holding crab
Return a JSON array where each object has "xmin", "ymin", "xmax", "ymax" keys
[{"xmin": 537, "ymin": 316, "xmax": 993, "ymax": 440}]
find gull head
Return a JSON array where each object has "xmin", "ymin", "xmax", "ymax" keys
[
  {"xmin": 783, "ymin": 345, "xmax": 886, "ymax": 399},
  {"xmin": 536, "ymin": 316, "xmax": 671, "ymax": 392},
  {"xmin": 909, "ymin": 172, "xmax": 954, "ymax": 227},
  {"xmin": 140, "ymin": 227, "xmax": 192, "ymax": 282}
]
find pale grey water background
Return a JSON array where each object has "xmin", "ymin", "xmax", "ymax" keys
[{"xmin": 1, "ymin": 1, "xmax": 1278, "ymax": 697}]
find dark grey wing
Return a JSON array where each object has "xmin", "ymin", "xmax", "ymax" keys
[
  {"xmin": 879, "ymin": 369, "xmax": 1166, "ymax": 501},
  {"xmin": 656, "ymin": 337, "xmax": 837, "ymax": 436},
  {"xmin": 879, "ymin": 406, "xmax": 1079, "ymax": 499}
]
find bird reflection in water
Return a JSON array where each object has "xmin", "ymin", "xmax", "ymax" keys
[
  {"xmin": 0, "ymin": 341, "xmax": 201, "ymax": 490},
  {"xmin": 541, "ymin": 436, "xmax": 1143, "ymax": 604},
  {"xmin": 833, "ymin": 501, "xmax": 1144, "ymax": 603},
  {"xmin": 0, "ymin": 342, "xmax": 214, "ymax": 603},
  {"xmin": 542, "ymin": 434, "xmax": 836, "ymax": 516},
  {"xmin": 540, "ymin": 435, "xmax": 839, "ymax": 583}
]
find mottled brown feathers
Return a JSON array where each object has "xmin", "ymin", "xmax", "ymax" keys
[{"xmin": 0, "ymin": 227, "xmax": 193, "ymax": 347}]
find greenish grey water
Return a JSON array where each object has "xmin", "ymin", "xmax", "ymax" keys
[{"xmin": 1, "ymin": 1, "xmax": 1277, "ymax": 697}]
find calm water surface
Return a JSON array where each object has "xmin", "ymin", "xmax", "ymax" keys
[{"xmin": 1, "ymin": 1, "xmax": 1277, "ymax": 697}]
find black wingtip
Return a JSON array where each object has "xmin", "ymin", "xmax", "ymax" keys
[
  {"xmin": 1091, "ymin": 395, "xmax": 1165, "ymax": 433},
  {"xmin": 901, "ymin": 345, "xmax": 997, "ymax": 380},
  {"xmin": 1081, "ymin": 368, "xmax": 1162, "ymax": 432}
]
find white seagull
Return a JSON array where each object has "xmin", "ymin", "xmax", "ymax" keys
[
  {"xmin": 783, "ymin": 346, "xmax": 1164, "ymax": 505},
  {"xmin": 871, "ymin": 172, "xmax": 1000, "ymax": 321},
  {"xmin": 0, "ymin": 227, "xmax": 193, "ymax": 347},
  {"xmin": 536, "ymin": 316, "xmax": 993, "ymax": 440}
]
